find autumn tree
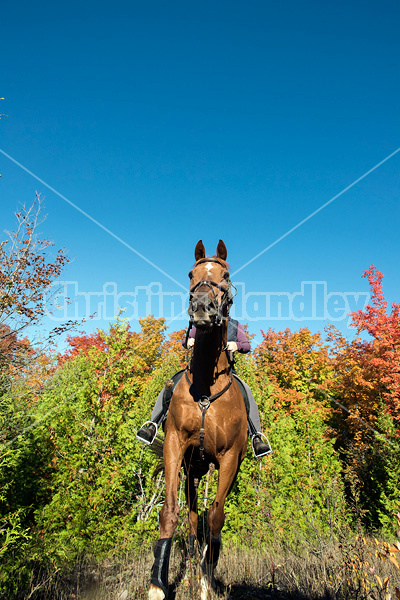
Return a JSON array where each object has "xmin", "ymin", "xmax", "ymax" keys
[
  {"xmin": 254, "ymin": 327, "xmax": 335, "ymax": 415},
  {"xmin": 328, "ymin": 266, "xmax": 400, "ymax": 434},
  {"xmin": 349, "ymin": 266, "xmax": 400, "ymax": 421},
  {"xmin": 0, "ymin": 197, "xmax": 69, "ymax": 339},
  {"xmin": 328, "ymin": 266, "xmax": 400, "ymax": 530}
]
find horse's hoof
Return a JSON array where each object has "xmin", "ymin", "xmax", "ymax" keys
[
  {"xmin": 200, "ymin": 575, "xmax": 213, "ymax": 600},
  {"xmin": 148, "ymin": 583, "xmax": 165, "ymax": 600}
]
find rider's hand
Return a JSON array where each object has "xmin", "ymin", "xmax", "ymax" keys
[
  {"xmin": 187, "ymin": 338, "xmax": 195, "ymax": 348},
  {"xmin": 227, "ymin": 342, "xmax": 238, "ymax": 352}
]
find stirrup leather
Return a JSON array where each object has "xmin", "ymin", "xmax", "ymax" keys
[
  {"xmin": 251, "ymin": 432, "xmax": 273, "ymax": 458},
  {"xmin": 136, "ymin": 421, "xmax": 158, "ymax": 445}
]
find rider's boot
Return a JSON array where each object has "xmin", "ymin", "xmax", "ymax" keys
[
  {"xmin": 247, "ymin": 414, "xmax": 273, "ymax": 459},
  {"xmin": 136, "ymin": 421, "xmax": 158, "ymax": 445},
  {"xmin": 251, "ymin": 433, "xmax": 273, "ymax": 459}
]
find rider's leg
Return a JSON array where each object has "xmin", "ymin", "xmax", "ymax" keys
[
  {"xmin": 151, "ymin": 389, "xmax": 165, "ymax": 422},
  {"xmin": 237, "ymin": 378, "xmax": 272, "ymax": 458},
  {"xmin": 240, "ymin": 380, "xmax": 262, "ymax": 433}
]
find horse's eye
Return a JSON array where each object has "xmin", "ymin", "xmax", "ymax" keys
[
  {"xmin": 223, "ymin": 272, "xmax": 230, "ymax": 280},
  {"xmin": 188, "ymin": 271, "xmax": 193, "ymax": 279}
]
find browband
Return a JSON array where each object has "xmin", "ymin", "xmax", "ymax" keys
[{"xmin": 194, "ymin": 257, "xmax": 227, "ymax": 268}]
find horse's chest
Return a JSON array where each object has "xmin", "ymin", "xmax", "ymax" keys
[{"xmin": 170, "ymin": 397, "xmax": 244, "ymax": 443}]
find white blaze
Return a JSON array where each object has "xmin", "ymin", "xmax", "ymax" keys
[{"xmin": 205, "ymin": 262, "xmax": 214, "ymax": 276}]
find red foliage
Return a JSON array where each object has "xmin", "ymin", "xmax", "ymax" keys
[
  {"xmin": 328, "ymin": 265, "xmax": 400, "ymax": 453},
  {"xmin": 351, "ymin": 266, "xmax": 400, "ymax": 419},
  {"xmin": 59, "ymin": 330, "xmax": 109, "ymax": 364}
]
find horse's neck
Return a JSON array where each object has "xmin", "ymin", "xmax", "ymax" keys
[{"xmin": 191, "ymin": 325, "xmax": 229, "ymax": 395}]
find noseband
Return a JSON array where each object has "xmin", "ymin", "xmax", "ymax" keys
[{"xmin": 188, "ymin": 258, "xmax": 234, "ymax": 326}]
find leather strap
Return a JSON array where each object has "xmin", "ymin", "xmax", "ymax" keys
[{"xmin": 185, "ymin": 368, "xmax": 233, "ymax": 460}]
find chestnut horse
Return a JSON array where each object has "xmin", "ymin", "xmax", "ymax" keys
[{"xmin": 148, "ymin": 240, "xmax": 248, "ymax": 600}]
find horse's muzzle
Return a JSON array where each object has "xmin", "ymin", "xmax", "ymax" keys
[
  {"xmin": 188, "ymin": 293, "xmax": 218, "ymax": 328},
  {"xmin": 192, "ymin": 317, "xmax": 213, "ymax": 329}
]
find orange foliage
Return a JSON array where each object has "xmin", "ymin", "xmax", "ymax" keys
[
  {"xmin": 162, "ymin": 328, "xmax": 191, "ymax": 368},
  {"xmin": 0, "ymin": 323, "xmax": 55, "ymax": 401},
  {"xmin": 255, "ymin": 327, "xmax": 334, "ymax": 416},
  {"xmin": 0, "ymin": 324, "xmax": 31, "ymax": 377},
  {"xmin": 328, "ymin": 266, "xmax": 400, "ymax": 447}
]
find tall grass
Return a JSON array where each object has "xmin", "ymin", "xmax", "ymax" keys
[{"xmin": 22, "ymin": 529, "xmax": 399, "ymax": 600}]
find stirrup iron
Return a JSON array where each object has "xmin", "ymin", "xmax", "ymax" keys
[
  {"xmin": 251, "ymin": 432, "xmax": 273, "ymax": 458},
  {"xmin": 136, "ymin": 421, "xmax": 158, "ymax": 445}
]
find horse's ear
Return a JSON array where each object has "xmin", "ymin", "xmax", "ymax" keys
[
  {"xmin": 216, "ymin": 239, "xmax": 227, "ymax": 261},
  {"xmin": 195, "ymin": 240, "xmax": 206, "ymax": 261}
]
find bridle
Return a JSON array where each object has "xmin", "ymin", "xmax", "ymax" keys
[{"xmin": 188, "ymin": 257, "xmax": 235, "ymax": 327}]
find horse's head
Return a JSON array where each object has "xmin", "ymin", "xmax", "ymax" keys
[{"xmin": 187, "ymin": 239, "xmax": 233, "ymax": 329}]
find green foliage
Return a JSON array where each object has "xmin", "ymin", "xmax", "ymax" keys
[
  {"xmin": 362, "ymin": 411, "xmax": 400, "ymax": 535},
  {"xmin": 0, "ymin": 387, "xmax": 53, "ymax": 597},
  {"xmin": 0, "ymin": 314, "xmax": 399, "ymax": 598}
]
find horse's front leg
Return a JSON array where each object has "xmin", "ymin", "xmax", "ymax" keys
[
  {"xmin": 201, "ymin": 450, "xmax": 241, "ymax": 598},
  {"xmin": 149, "ymin": 431, "xmax": 186, "ymax": 600}
]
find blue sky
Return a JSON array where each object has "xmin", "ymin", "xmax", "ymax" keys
[{"xmin": 1, "ymin": 0, "xmax": 399, "ymax": 350}]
